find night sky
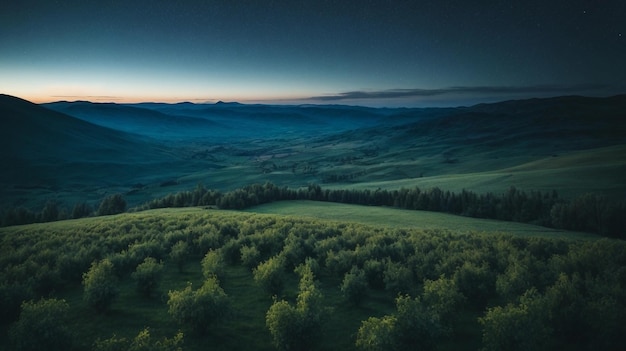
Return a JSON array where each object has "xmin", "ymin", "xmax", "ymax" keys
[{"xmin": 1, "ymin": 0, "xmax": 625, "ymax": 107}]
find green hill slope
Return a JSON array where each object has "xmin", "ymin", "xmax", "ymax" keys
[
  {"xmin": 244, "ymin": 200, "xmax": 598, "ymax": 239},
  {"xmin": 0, "ymin": 94, "xmax": 180, "ymax": 209}
]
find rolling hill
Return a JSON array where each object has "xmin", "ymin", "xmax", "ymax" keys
[
  {"xmin": 43, "ymin": 101, "xmax": 225, "ymax": 140},
  {"xmin": 2, "ymin": 93, "xmax": 625, "ymax": 212},
  {"xmin": 0, "ymin": 94, "xmax": 183, "ymax": 209}
]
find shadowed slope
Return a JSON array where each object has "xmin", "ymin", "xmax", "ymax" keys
[
  {"xmin": 0, "ymin": 94, "xmax": 179, "ymax": 207},
  {"xmin": 43, "ymin": 101, "xmax": 224, "ymax": 140}
]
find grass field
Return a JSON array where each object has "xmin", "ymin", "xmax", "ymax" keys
[
  {"xmin": 326, "ymin": 145, "xmax": 626, "ymax": 199},
  {"xmin": 245, "ymin": 200, "xmax": 598, "ymax": 240}
]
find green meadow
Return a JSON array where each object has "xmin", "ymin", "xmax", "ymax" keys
[{"xmin": 245, "ymin": 200, "xmax": 598, "ymax": 240}]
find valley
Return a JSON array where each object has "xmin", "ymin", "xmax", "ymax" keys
[
  {"xmin": 2, "ymin": 94, "xmax": 625, "ymax": 214},
  {"xmin": 1, "ymin": 93, "xmax": 625, "ymax": 351}
]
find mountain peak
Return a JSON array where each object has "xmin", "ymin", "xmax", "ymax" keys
[{"xmin": 215, "ymin": 100, "xmax": 241, "ymax": 106}]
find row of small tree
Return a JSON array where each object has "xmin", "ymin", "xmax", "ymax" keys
[
  {"xmin": 1, "ymin": 194, "xmax": 126, "ymax": 227},
  {"xmin": 139, "ymin": 182, "xmax": 626, "ymax": 237},
  {"xmin": 3, "ymin": 206, "xmax": 625, "ymax": 350},
  {"xmin": 3, "ymin": 182, "xmax": 624, "ymax": 238}
]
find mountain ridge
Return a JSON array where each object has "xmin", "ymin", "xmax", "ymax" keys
[{"xmin": 2, "ymin": 93, "xmax": 625, "ymax": 211}]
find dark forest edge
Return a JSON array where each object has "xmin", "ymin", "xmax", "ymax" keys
[{"xmin": 3, "ymin": 182, "xmax": 625, "ymax": 239}]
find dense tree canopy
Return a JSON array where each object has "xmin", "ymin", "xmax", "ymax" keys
[{"xmin": 1, "ymin": 208, "xmax": 624, "ymax": 350}]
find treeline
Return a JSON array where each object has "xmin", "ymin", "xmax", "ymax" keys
[
  {"xmin": 3, "ymin": 182, "xmax": 625, "ymax": 238},
  {"xmin": 0, "ymin": 194, "xmax": 127, "ymax": 227},
  {"xmin": 140, "ymin": 182, "xmax": 626, "ymax": 238}
]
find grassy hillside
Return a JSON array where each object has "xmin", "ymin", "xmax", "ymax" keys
[
  {"xmin": 2, "ymin": 94, "xmax": 625, "ymax": 217},
  {"xmin": 244, "ymin": 200, "xmax": 598, "ymax": 239},
  {"xmin": 43, "ymin": 101, "xmax": 223, "ymax": 140},
  {"xmin": 0, "ymin": 95, "xmax": 204, "ymax": 210},
  {"xmin": 335, "ymin": 145, "xmax": 626, "ymax": 198},
  {"xmin": 0, "ymin": 208, "xmax": 624, "ymax": 351}
]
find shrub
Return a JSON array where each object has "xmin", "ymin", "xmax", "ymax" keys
[
  {"xmin": 355, "ymin": 295, "xmax": 442, "ymax": 351},
  {"xmin": 422, "ymin": 275, "xmax": 464, "ymax": 328},
  {"xmin": 383, "ymin": 260, "xmax": 414, "ymax": 295},
  {"xmin": 201, "ymin": 249, "xmax": 225, "ymax": 279},
  {"xmin": 341, "ymin": 266, "xmax": 368, "ymax": 306},
  {"xmin": 82, "ymin": 258, "xmax": 119, "ymax": 313},
  {"xmin": 479, "ymin": 288, "xmax": 550, "ymax": 351},
  {"xmin": 266, "ymin": 264, "xmax": 325, "ymax": 351},
  {"xmin": 167, "ymin": 277, "xmax": 231, "ymax": 333},
  {"xmin": 93, "ymin": 327, "xmax": 184, "ymax": 351},
  {"xmin": 253, "ymin": 255, "xmax": 286, "ymax": 295},
  {"xmin": 9, "ymin": 298, "xmax": 74, "ymax": 351},
  {"xmin": 355, "ymin": 315, "xmax": 398, "ymax": 351},
  {"xmin": 240, "ymin": 245, "xmax": 262, "ymax": 269},
  {"xmin": 131, "ymin": 257, "xmax": 164, "ymax": 297},
  {"xmin": 169, "ymin": 241, "xmax": 189, "ymax": 272}
]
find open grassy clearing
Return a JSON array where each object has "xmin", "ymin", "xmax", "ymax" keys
[
  {"xmin": 244, "ymin": 201, "xmax": 598, "ymax": 240},
  {"xmin": 330, "ymin": 144, "xmax": 626, "ymax": 199}
]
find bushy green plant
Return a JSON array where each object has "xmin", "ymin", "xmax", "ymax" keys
[
  {"xmin": 266, "ymin": 264, "xmax": 325, "ymax": 351},
  {"xmin": 93, "ymin": 327, "xmax": 183, "ymax": 351},
  {"xmin": 479, "ymin": 288, "xmax": 550, "ymax": 351},
  {"xmin": 9, "ymin": 298, "xmax": 74, "ymax": 351},
  {"xmin": 355, "ymin": 295, "xmax": 442, "ymax": 351},
  {"xmin": 169, "ymin": 241, "xmax": 189, "ymax": 272},
  {"xmin": 240, "ymin": 244, "xmax": 262, "ymax": 269},
  {"xmin": 201, "ymin": 249, "xmax": 225, "ymax": 279},
  {"xmin": 253, "ymin": 255, "xmax": 286, "ymax": 295},
  {"xmin": 422, "ymin": 275, "xmax": 465, "ymax": 328},
  {"xmin": 131, "ymin": 257, "xmax": 164, "ymax": 297},
  {"xmin": 341, "ymin": 266, "xmax": 368, "ymax": 305},
  {"xmin": 167, "ymin": 276, "xmax": 230, "ymax": 333},
  {"xmin": 82, "ymin": 258, "xmax": 118, "ymax": 313}
]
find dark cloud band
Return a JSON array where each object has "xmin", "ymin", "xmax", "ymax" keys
[{"xmin": 308, "ymin": 84, "xmax": 611, "ymax": 101}]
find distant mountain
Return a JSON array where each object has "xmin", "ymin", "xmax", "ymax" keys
[
  {"xmin": 43, "ymin": 101, "xmax": 223, "ymax": 140},
  {"xmin": 2, "ymin": 93, "xmax": 625, "ymax": 212},
  {"xmin": 0, "ymin": 94, "xmax": 178, "ymax": 201},
  {"xmin": 397, "ymin": 95, "xmax": 626, "ymax": 150}
]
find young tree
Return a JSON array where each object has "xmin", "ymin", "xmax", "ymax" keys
[
  {"xmin": 170, "ymin": 241, "xmax": 189, "ymax": 272},
  {"xmin": 422, "ymin": 275, "xmax": 465, "ymax": 328},
  {"xmin": 355, "ymin": 295, "xmax": 443, "ymax": 351},
  {"xmin": 355, "ymin": 315, "xmax": 398, "ymax": 351},
  {"xmin": 383, "ymin": 260, "xmax": 414, "ymax": 295},
  {"xmin": 201, "ymin": 249, "xmax": 225, "ymax": 279},
  {"xmin": 167, "ymin": 276, "xmax": 230, "ymax": 334},
  {"xmin": 82, "ymin": 258, "xmax": 119, "ymax": 313},
  {"xmin": 40, "ymin": 200, "xmax": 59, "ymax": 222},
  {"xmin": 265, "ymin": 300, "xmax": 302, "ymax": 351},
  {"xmin": 479, "ymin": 288, "xmax": 551, "ymax": 351},
  {"xmin": 254, "ymin": 255, "xmax": 286, "ymax": 295},
  {"xmin": 341, "ymin": 266, "xmax": 368, "ymax": 306},
  {"xmin": 131, "ymin": 257, "xmax": 164, "ymax": 297},
  {"xmin": 93, "ymin": 327, "xmax": 184, "ymax": 351},
  {"xmin": 265, "ymin": 264, "xmax": 325, "ymax": 351},
  {"xmin": 72, "ymin": 201, "xmax": 93, "ymax": 219},
  {"xmin": 240, "ymin": 245, "xmax": 262, "ymax": 269},
  {"xmin": 97, "ymin": 194, "xmax": 127, "ymax": 216},
  {"xmin": 9, "ymin": 298, "xmax": 74, "ymax": 351}
]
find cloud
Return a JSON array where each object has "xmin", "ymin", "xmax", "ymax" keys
[
  {"xmin": 51, "ymin": 95, "xmax": 124, "ymax": 102},
  {"xmin": 307, "ymin": 84, "xmax": 612, "ymax": 101}
]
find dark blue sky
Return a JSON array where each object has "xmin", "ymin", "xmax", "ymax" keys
[{"xmin": 1, "ymin": 0, "xmax": 624, "ymax": 106}]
